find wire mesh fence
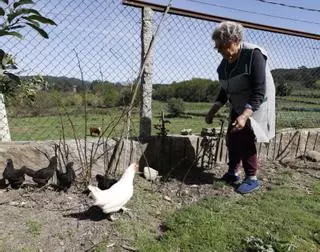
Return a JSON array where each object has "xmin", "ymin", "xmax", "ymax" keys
[{"xmin": 1, "ymin": 0, "xmax": 320, "ymax": 141}]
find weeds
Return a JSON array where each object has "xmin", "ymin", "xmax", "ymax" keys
[{"xmin": 26, "ymin": 220, "xmax": 42, "ymax": 237}]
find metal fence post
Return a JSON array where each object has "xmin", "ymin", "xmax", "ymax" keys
[{"xmin": 140, "ymin": 7, "xmax": 153, "ymax": 137}]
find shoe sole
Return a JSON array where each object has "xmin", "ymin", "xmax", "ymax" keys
[
  {"xmin": 221, "ymin": 179, "xmax": 241, "ymax": 185},
  {"xmin": 236, "ymin": 185, "xmax": 260, "ymax": 194}
]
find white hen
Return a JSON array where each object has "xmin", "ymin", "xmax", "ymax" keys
[{"xmin": 88, "ymin": 163, "xmax": 139, "ymax": 214}]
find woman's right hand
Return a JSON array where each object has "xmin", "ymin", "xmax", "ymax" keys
[
  {"xmin": 205, "ymin": 110, "xmax": 214, "ymax": 124},
  {"xmin": 205, "ymin": 103, "xmax": 221, "ymax": 124}
]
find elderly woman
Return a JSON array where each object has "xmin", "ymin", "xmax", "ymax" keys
[{"xmin": 205, "ymin": 21, "xmax": 275, "ymax": 194}]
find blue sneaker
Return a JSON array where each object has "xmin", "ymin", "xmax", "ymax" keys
[
  {"xmin": 221, "ymin": 172, "xmax": 240, "ymax": 185},
  {"xmin": 236, "ymin": 178, "xmax": 259, "ymax": 194}
]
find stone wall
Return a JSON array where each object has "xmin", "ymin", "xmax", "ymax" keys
[{"xmin": 0, "ymin": 128, "xmax": 319, "ymax": 177}]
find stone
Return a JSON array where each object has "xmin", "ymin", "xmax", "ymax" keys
[
  {"xmin": 143, "ymin": 166, "xmax": 158, "ymax": 181},
  {"xmin": 303, "ymin": 150, "xmax": 320, "ymax": 162},
  {"xmin": 180, "ymin": 129, "xmax": 192, "ymax": 135}
]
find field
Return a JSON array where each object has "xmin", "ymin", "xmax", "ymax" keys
[{"xmin": 7, "ymin": 96, "xmax": 320, "ymax": 141}]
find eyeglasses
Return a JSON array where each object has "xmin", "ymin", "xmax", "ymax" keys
[{"xmin": 214, "ymin": 42, "xmax": 230, "ymax": 51}]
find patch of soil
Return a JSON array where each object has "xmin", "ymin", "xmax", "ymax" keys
[{"xmin": 0, "ymin": 158, "xmax": 318, "ymax": 252}]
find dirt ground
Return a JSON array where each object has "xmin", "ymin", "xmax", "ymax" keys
[{"xmin": 0, "ymin": 154, "xmax": 319, "ymax": 252}]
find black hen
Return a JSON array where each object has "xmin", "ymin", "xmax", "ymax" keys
[
  {"xmin": 0, "ymin": 178, "xmax": 8, "ymax": 189},
  {"xmin": 56, "ymin": 161, "xmax": 76, "ymax": 192},
  {"xmin": 82, "ymin": 174, "xmax": 117, "ymax": 195},
  {"xmin": 23, "ymin": 156, "xmax": 57, "ymax": 187},
  {"xmin": 3, "ymin": 159, "xmax": 25, "ymax": 189},
  {"xmin": 95, "ymin": 174, "xmax": 117, "ymax": 190}
]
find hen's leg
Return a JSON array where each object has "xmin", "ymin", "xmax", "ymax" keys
[
  {"xmin": 120, "ymin": 207, "xmax": 131, "ymax": 212},
  {"xmin": 107, "ymin": 212, "xmax": 121, "ymax": 221}
]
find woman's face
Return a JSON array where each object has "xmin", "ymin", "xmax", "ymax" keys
[{"xmin": 214, "ymin": 39, "xmax": 241, "ymax": 63}]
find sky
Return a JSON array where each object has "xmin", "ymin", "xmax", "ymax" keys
[
  {"xmin": 140, "ymin": 0, "xmax": 320, "ymax": 35},
  {"xmin": 2, "ymin": 0, "xmax": 320, "ymax": 84}
]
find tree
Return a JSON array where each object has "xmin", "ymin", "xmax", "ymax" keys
[
  {"xmin": 152, "ymin": 84, "xmax": 174, "ymax": 101},
  {"xmin": 0, "ymin": 0, "xmax": 56, "ymax": 90}
]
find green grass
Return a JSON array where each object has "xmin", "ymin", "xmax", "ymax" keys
[
  {"xmin": 6, "ymin": 98, "xmax": 320, "ymax": 141},
  {"xmin": 136, "ymin": 180, "xmax": 320, "ymax": 252},
  {"xmin": 8, "ymin": 113, "xmax": 141, "ymax": 141},
  {"xmin": 26, "ymin": 220, "xmax": 42, "ymax": 237},
  {"xmin": 291, "ymin": 89, "xmax": 320, "ymax": 98},
  {"xmin": 276, "ymin": 110, "xmax": 320, "ymax": 129},
  {"xmin": 7, "ymin": 101, "xmax": 221, "ymax": 141},
  {"xmin": 277, "ymin": 96, "xmax": 320, "ymax": 105}
]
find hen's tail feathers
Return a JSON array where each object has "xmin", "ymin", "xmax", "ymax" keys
[{"xmin": 21, "ymin": 166, "xmax": 36, "ymax": 177}]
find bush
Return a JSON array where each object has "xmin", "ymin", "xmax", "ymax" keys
[
  {"xmin": 314, "ymin": 80, "xmax": 320, "ymax": 89},
  {"xmin": 102, "ymin": 87, "xmax": 119, "ymax": 107},
  {"xmin": 117, "ymin": 86, "xmax": 140, "ymax": 107},
  {"xmin": 86, "ymin": 93, "xmax": 103, "ymax": 107},
  {"xmin": 167, "ymin": 98, "xmax": 185, "ymax": 117},
  {"xmin": 69, "ymin": 93, "xmax": 83, "ymax": 107},
  {"xmin": 276, "ymin": 81, "xmax": 292, "ymax": 96}
]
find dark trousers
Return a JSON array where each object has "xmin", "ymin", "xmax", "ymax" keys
[{"xmin": 226, "ymin": 119, "xmax": 259, "ymax": 177}]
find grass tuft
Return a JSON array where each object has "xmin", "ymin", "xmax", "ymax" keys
[{"xmin": 26, "ymin": 220, "xmax": 42, "ymax": 237}]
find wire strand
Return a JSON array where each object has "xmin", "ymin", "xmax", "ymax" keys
[
  {"xmin": 184, "ymin": 0, "xmax": 320, "ymax": 25},
  {"xmin": 254, "ymin": 0, "xmax": 320, "ymax": 13}
]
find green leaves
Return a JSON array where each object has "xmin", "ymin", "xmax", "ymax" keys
[
  {"xmin": 0, "ymin": 30, "xmax": 23, "ymax": 38},
  {"xmin": 25, "ymin": 14, "xmax": 56, "ymax": 25},
  {"xmin": 2, "ymin": 72, "xmax": 20, "ymax": 83},
  {"xmin": 7, "ymin": 8, "xmax": 42, "ymax": 23},
  {"xmin": 13, "ymin": 0, "xmax": 34, "ymax": 9},
  {"xmin": 0, "ymin": 0, "xmax": 56, "ymax": 39},
  {"xmin": 25, "ymin": 22, "xmax": 48, "ymax": 38},
  {"xmin": 0, "ymin": 49, "xmax": 20, "ymax": 85},
  {"xmin": 0, "ymin": 49, "xmax": 16, "ymax": 68},
  {"xmin": 0, "ymin": 0, "xmax": 56, "ymax": 96},
  {"xmin": 0, "ymin": 7, "xmax": 5, "ymax": 16}
]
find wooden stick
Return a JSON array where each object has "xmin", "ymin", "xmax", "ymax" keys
[{"xmin": 313, "ymin": 132, "xmax": 319, "ymax": 151}]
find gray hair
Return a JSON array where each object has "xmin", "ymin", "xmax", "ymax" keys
[{"xmin": 212, "ymin": 21, "xmax": 244, "ymax": 44}]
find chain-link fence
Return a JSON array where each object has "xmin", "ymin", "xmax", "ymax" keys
[{"xmin": 1, "ymin": 0, "xmax": 320, "ymax": 141}]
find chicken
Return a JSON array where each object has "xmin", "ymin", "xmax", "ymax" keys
[
  {"xmin": 23, "ymin": 156, "xmax": 57, "ymax": 187},
  {"xmin": 89, "ymin": 127, "xmax": 101, "ymax": 136},
  {"xmin": 81, "ymin": 174, "xmax": 117, "ymax": 196},
  {"xmin": 88, "ymin": 163, "xmax": 139, "ymax": 215},
  {"xmin": 56, "ymin": 161, "xmax": 76, "ymax": 192},
  {"xmin": 0, "ymin": 178, "xmax": 8, "ymax": 189},
  {"xmin": 3, "ymin": 159, "xmax": 25, "ymax": 189},
  {"xmin": 95, "ymin": 174, "xmax": 117, "ymax": 190}
]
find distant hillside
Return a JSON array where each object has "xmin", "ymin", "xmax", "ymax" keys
[
  {"xmin": 20, "ymin": 75, "xmax": 91, "ymax": 91},
  {"xmin": 271, "ymin": 66, "xmax": 320, "ymax": 88},
  {"xmin": 43, "ymin": 75, "xmax": 91, "ymax": 91},
  {"xmin": 21, "ymin": 66, "xmax": 320, "ymax": 92},
  {"xmin": 41, "ymin": 76, "xmax": 128, "ymax": 91}
]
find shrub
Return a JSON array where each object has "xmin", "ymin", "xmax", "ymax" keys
[
  {"xmin": 167, "ymin": 98, "xmax": 185, "ymax": 117},
  {"xmin": 69, "ymin": 93, "xmax": 83, "ymax": 107},
  {"xmin": 276, "ymin": 81, "xmax": 292, "ymax": 96},
  {"xmin": 102, "ymin": 87, "xmax": 119, "ymax": 107},
  {"xmin": 314, "ymin": 80, "xmax": 320, "ymax": 89},
  {"xmin": 86, "ymin": 93, "xmax": 103, "ymax": 107}
]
